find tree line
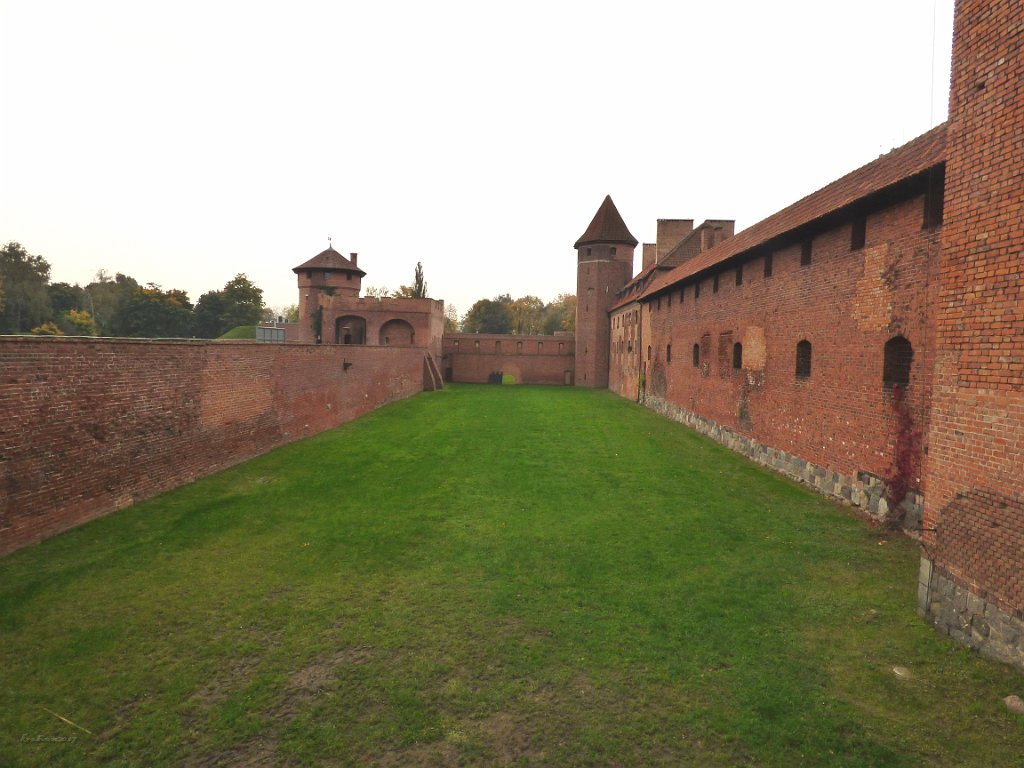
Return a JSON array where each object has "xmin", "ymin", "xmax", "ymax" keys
[
  {"xmin": 0, "ymin": 241, "xmax": 271, "ymax": 339},
  {"xmin": 457, "ymin": 293, "xmax": 576, "ymax": 335}
]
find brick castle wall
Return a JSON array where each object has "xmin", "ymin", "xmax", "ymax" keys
[
  {"xmin": 443, "ymin": 334, "xmax": 575, "ymax": 385},
  {"xmin": 613, "ymin": 191, "xmax": 941, "ymax": 522},
  {"xmin": 919, "ymin": 0, "xmax": 1024, "ymax": 669},
  {"xmin": 0, "ymin": 337, "xmax": 429, "ymax": 556},
  {"xmin": 577, "ymin": 245, "xmax": 633, "ymax": 388}
]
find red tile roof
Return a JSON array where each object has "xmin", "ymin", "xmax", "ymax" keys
[
  {"xmin": 638, "ymin": 123, "xmax": 946, "ymax": 301},
  {"xmin": 575, "ymin": 195, "xmax": 639, "ymax": 248},
  {"xmin": 292, "ymin": 247, "xmax": 367, "ymax": 276}
]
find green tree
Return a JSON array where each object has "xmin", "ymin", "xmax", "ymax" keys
[
  {"xmin": 462, "ymin": 298, "xmax": 512, "ymax": 334},
  {"xmin": 0, "ymin": 242, "xmax": 51, "ymax": 333},
  {"xmin": 48, "ymin": 282, "xmax": 84, "ymax": 316},
  {"xmin": 84, "ymin": 271, "xmax": 139, "ymax": 336},
  {"xmin": 59, "ymin": 308, "xmax": 99, "ymax": 336},
  {"xmin": 509, "ymin": 295, "xmax": 544, "ymax": 334},
  {"xmin": 192, "ymin": 274, "xmax": 265, "ymax": 338},
  {"xmin": 283, "ymin": 304, "xmax": 299, "ymax": 322},
  {"xmin": 118, "ymin": 284, "xmax": 194, "ymax": 338},
  {"xmin": 193, "ymin": 290, "xmax": 228, "ymax": 338},
  {"xmin": 542, "ymin": 293, "xmax": 576, "ymax": 334},
  {"xmin": 221, "ymin": 273, "xmax": 265, "ymax": 328}
]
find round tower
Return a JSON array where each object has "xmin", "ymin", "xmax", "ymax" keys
[
  {"xmin": 292, "ymin": 247, "xmax": 366, "ymax": 343},
  {"xmin": 574, "ymin": 195, "xmax": 637, "ymax": 388}
]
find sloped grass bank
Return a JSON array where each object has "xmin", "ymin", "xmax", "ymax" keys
[{"xmin": 1, "ymin": 385, "xmax": 1021, "ymax": 766}]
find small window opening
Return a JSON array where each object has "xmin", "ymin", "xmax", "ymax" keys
[
  {"xmin": 713, "ymin": 274, "xmax": 719, "ymax": 293},
  {"xmin": 801, "ymin": 240, "xmax": 812, "ymax": 266},
  {"xmin": 610, "ymin": 247, "xmax": 617, "ymax": 256},
  {"xmin": 694, "ymin": 281, "xmax": 701, "ymax": 299},
  {"xmin": 851, "ymin": 215, "xmax": 867, "ymax": 250},
  {"xmin": 692, "ymin": 344, "xmax": 700, "ymax": 367},
  {"xmin": 764, "ymin": 253, "xmax": 773, "ymax": 278},
  {"xmin": 923, "ymin": 167, "xmax": 945, "ymax": 228},
  {"xmin": 796, "ymin": 340, "xmax": 812, "ymax": 379},
  {"xmin": 668, "ymin": 293, "xmax": 672, "ymax": 308},
  {"xmin": 733, "ymin": 342, "xmax": 743, "ymax": 370},
  {"xmin": 736, "ymin": 263, "xmax": 743, "ymax": 286},
  {"xmin": 647, "ymin": 345, "xmax": 652, "ymax": 361},
  {"xmin": 883, "ymin": 336, "xmax": 913, "ymax": 387},
  {"xmin": 667, "ymin": 344, "xmax": 672, "ymax": 363}
]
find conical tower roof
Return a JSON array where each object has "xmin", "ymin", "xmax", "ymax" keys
[
  {"xmin": 574, "ymin": 195, "xmax": 638, "ymax": 248},
  {"xmin": 292, "ymin": 247, "xmax": 366, "ymax": 276}
]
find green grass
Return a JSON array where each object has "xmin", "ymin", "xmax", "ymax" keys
[
  {"xmin": 1, "ymin": 385, "xmax": 1021, "ymax": 766},
  {"xmin": 217, "ymin": 325, "xmax": 257, "ymax": 339}
]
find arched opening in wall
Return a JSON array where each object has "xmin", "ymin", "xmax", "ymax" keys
[
  {"xmin": 883, "ymin": 335, "xmax": 913, "ymax": 388},
  {"xmin": 692, "ymin": 343, "xmax": 700, "ymax": 367},
  {"xmin": 379, "ymin": 318, "xmax": 415, "ymax": 346},
  {"xmin": 335, "ymin": 315, "xmax": 366, "ymax": 345},
  {"xmin": 666, "ymin": 344, "xmax": 672, "ymax": 363},
  {"xmin": 733, "ymin": 342, "xmax": 743, "ymax": 370},
  {"xmin": 647, "ymin": 345, "xmax": 652, "ymax": 361},
  {"xmin": 796, "ymin": 339, "xmax": 812, "ymax": 379}
]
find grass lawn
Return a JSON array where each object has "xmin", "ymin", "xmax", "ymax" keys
[{"xmin": 1, "ymin": 385, "xmax": 1022, "ymax": 766}]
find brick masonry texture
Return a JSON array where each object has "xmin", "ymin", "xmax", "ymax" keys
[
  {"xmin": 442, "ymin": 334, "xmax": 575, "ymax": 385},
  {"xmin": 919, "ymin": 0, "xmax": 1024, "ymax": 655},
  {"xmin": 614, "ymin": 191, "xmax": 941, "ymax": 498},
  {"xmin": 0, "ymin": 337, "xmax": 429, "ymax": 556}
]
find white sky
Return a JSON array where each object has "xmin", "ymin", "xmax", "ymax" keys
[{"xmin": 1, "ymin": 0, "xmax": 954, "ymax": 319}]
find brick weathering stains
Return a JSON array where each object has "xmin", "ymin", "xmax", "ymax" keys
[
  {"xmin": 584, "ymin": 1, "xmax": 1024, "ymax": 670},
  {"xmin": 0, "ymin": 0, "xmax": 1020, "ymax": 672},
  {"xmin": 0, "ymin": 338, "xmax": 430, "ymax": 556}
]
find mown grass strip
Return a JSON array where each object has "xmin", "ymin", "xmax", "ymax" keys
[{"xmin": 1, "ymin": 385, "xmax": 1021, "ymax": 766}]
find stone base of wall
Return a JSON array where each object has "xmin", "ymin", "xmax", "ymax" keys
[
  {"xmin": 643, "ymin": 395, "xmax": 923, "ymax": 530},
  {"xmin": 918, "ymin": 559, "xmax": 1024, "ymax": 672}
]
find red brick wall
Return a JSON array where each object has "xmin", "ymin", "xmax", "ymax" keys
[
  {"xmin": 442, "ymin": 334, "xmax": 575, "ymax": 385},
  {"xmin": 0, "ymin": 337, "xmax": 429, "ymax": 556},
  {"xmin": 618, "ymin": 190, "xmax": 941, "ymax": 494},
  {"xmin": 923, "ymin": 0, "xmax": 1024, "ymax": 618},
  {"xmin": 576, "ymin": 245, "xmax": 634, "ymax": 388}
]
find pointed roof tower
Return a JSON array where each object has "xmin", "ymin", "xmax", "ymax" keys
[
  {"xmin": 292, "ymin": 247, "xmax": 367, "ymax": 277},
  {"xmin": 574, "ymin": 195, "xmax": 639, "ymax": 249}
]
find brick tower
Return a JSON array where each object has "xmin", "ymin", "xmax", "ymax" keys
[
  {"xmin": 919, "ymin": 0, "xmax": 1024, "ymax": 669},
  {"xmin": 574, "ymin": 196, "xmax": 637, "ymax": 388}
]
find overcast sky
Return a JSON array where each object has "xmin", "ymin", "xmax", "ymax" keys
[{"xmin": 1, "ymin": 0, "xmax": 954, "ymax": 318}]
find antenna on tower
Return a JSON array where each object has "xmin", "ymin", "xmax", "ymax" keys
[{"xmin": 328, "ymin": 235, "xmax": 332, "ymax": 248}]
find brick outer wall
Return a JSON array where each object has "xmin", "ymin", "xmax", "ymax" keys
[
  {"xmin": 442, "ymin": 334, "xmax": 575, "ymax": 385},
  {"xmin": 0, "ymin": 337, "xmax": 428, "ymax": 556},
  {"xmin": 577, "ymin": 246, "xmax": 633, "ymax": 388},
  {"xmin": 621, "ymin": 193, "xmax": 940, "ymax": 529},
  {"xmin": 919, "ymin": 0, "xmax": 1024, "ymax": 670}
]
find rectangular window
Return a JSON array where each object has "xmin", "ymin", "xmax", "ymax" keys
[
  {"xmin": 801, "ymin": 240, "xmax": 812, "ymax": 266},
  {"xmin": 764, "ymin": 252, "xmax": 773, "ymax": 278},
  {"xmin": 667, "ymin": 344, "xmax": 672, "ymax": 363},
  {"xmin": 851, "ymin": 215, "xmax": 867, "ymax": 250},
  {"xmin": 923, "ymin": 167, "xmax": 945, "ymax": 228}
]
